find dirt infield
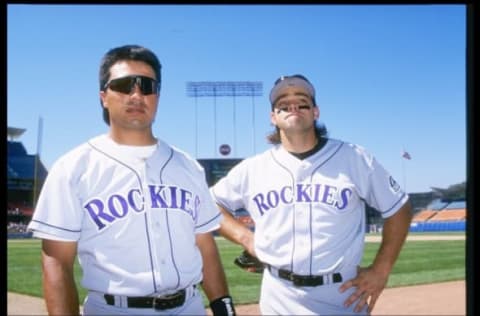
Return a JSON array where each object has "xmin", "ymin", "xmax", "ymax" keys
[{"xmin": 8, "ymin": 280, "xmax": 465, "ymax": 315}]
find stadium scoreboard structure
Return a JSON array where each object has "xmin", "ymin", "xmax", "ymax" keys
[{"xmin": 197, "ymin": 158, "xmax": 243, "ymax": 187}]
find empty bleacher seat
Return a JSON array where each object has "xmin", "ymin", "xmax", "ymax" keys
[
  {"xmin": 428, "ymin": 209, "xmax": 466, "ymax": 222},
  {"xmin": 412, "ymin": 209, "xmax": 437, "ymax": 222}
]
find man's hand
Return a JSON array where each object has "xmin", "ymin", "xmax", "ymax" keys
[
  {"xmin": 338, "ymin": 265, "xmax": 389, "ymax": 313},
  {"xmin": 234, "ymin": 250, "xmax": 264, "ymax": 273}
]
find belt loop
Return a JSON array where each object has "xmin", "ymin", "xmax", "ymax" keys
[
  {"xmin": 122, "ymin": 295, "xmax": 129, "ymax": 308},
  {"xmin": 188, "ymin": 284, "xmax": 195, "ymax": 298},
  {"xmin": 333, "ymin": 272, "xmax": 343, "ymax": 283},
  {"xmin": 113, "ymin": 295, "xmax": 123, "ymax": 307},
  {"xmin": 104, "ymin": 294, "xmax": 114, "ymax": 305}
]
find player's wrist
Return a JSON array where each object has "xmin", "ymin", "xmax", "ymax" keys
[
  {"xmin": 209, "ymin": 295, "xmax": 236, "ymax": 316},
  {"xmin": 239, "ymin": 230, "xmax": 254, "ymax": 252}
]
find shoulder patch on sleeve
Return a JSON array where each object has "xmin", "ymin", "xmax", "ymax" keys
[{"xmin": 389, "ymin": 176, "xmax": 401, "ymax": 192}]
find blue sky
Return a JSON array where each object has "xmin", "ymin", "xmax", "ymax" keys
[{"xmin": 7, "ymin": 4, "xmax": 466, "ymax": 193}]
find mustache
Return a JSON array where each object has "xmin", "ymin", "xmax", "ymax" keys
[{"xmin": 126, "ymin": 100, "xmax": 147, "ymax": 107}]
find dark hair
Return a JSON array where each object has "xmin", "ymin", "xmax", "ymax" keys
[
  {"xmin": 99, "ymin": 45, "xmax": 162, "ymax": 125},
  {"xmin": 266, "ymin": 122, "xmax": 328, "ymax": 144}
]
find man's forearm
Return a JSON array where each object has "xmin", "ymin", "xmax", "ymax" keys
[
  {"xmin": 372, "ymin": 201, "xmax": 413, "ymax": 276},
  {"xmin": 217, "ymin": 206, "xmax": 255, "ymax": 255},
  {"xmin": 42, "ymin": 263, "xmax": 80, "ymax": 315},
  {"xmin": 197, "ymin": 233, "xmax": 230, "ymax": 300}
]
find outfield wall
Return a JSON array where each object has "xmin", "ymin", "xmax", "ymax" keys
[{"xmin": 409, "ymin": 220, "xmax": 465, "ymax": 232}]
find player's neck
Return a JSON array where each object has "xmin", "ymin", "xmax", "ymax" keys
[
  {"xmin": 280, "ymin": 132, "xmax": 318, "ymax": 154},
  {"xmin": 108, "ymin": 129, "xmax": 157, "ymax": 146}
]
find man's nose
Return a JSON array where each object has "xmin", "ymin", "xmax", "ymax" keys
[
  {"xmin": 287, "ymin": 103, "xmax": 300, "ymax": 112},
  {"xmin": 130, "ymin": 83, "xmax": 144, "ymax": 96}
]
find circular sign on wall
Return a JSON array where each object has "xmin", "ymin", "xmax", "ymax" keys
[{"xmin": 219, "ymin": 144, "xmax": 231, "ymax": 156}]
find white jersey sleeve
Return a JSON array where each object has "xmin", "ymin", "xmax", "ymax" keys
[
  {"xmin": 341, "ymin": 142, "xmax": 408, "ymax": 218},
  {"xmin": 28, "ymin": 144, "xmax": 89, "ymax": 241},
  {"xmin": 210, "ymin": 157, "xmax": 251, "ymax": 214}
]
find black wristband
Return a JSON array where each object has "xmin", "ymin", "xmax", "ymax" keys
[{"xmin": 209, "ymin": 295, "xmax": 236, "ymax": 316}]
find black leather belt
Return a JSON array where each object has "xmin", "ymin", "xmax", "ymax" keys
[
  {"xmin": 104, "ymin": 289, "xmax": 186, "ymax": 310},
  {"xmin": 267, "ymin": 264, "xmax": 343, "ymax": 287}
]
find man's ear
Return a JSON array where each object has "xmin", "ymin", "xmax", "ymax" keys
[
  {"xmin": 313, "ymin": 106, "xmax": 319, "ymax": 120},
  {"xmin": 100, "ymin": 91, "xmax": 108, "ymax": 108},
  {"xmin": 270, "ymin": 111, "xmax": 277, "ymax": 126}
]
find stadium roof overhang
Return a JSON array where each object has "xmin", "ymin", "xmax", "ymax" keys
[{"xmin": 7, "ymin": 127, "xmax": 26, "ymax": 140}]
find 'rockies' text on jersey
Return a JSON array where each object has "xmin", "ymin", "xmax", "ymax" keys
[
  {"xmin": 84, "ymin": 184, "xmax": 200, "ymax": 230},
  {"xmin": 252, "ymin": 183, "xmax": 353, "ymax": 215}
]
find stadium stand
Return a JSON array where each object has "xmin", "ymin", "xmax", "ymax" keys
[
  {"xmin": 428, "ymin": 209, "xmax": 466, "ymax": 222},
  {"xmin": 428, "ymin": 200, "xmax": 466, "ymax": 222},
  {"xmin": 412, "ymin": 209, "xmax": 437, "ymax": 222},
  {"xmin": 409, "ymin": 199, "xmax": 466, "ymax": 232},
  {"xmin": 444, "ymin": 200, "xmax": 467, "ymax": 210},
  {"xmin": 7, "ymin": 127, "xmax": 48, "ymax": 238}
]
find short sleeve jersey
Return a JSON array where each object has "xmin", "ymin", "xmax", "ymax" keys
[
  {"xmin": 212, "ymin": 138, "xmax": 408, "ymax": 275},
  {"xmin": 28, "ymin": 134, "xmax": 222, "ymax": 296}
]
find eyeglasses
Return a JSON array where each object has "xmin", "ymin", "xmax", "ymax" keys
[
  {"xmin": 274, "ymin": 74, "xmax": 312, "ymax": 85},
  {"xmin": 104, "ymin": 75, "xmax": 159, "ymax": 95},
  {"xmin": 275, "ymin": 104, "xmax": 312, "ymax": 113}
]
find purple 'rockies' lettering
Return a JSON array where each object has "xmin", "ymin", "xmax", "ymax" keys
[
  {"xmin": 150, "ymin": 185, "xmax": 169, "ymax": 208},
  {"xmin": 321, "ymin": 185, "xmax": 336, "ymax": 206},
  {"xmin": 296, "ymin": 184, "xmax": 312, "ymax": 202},
  {"xmin": 251, "ymin": 183, "xmax": 354, "ymax": 215},
  {"xmin": 84, "ymin": 199, "xmax": 116, "ymax": 229},
  {"xmin": 84, "ymin": 185, "xmax": 199, "ymax": 230},
  {"xmin": 108, "ymin": 194, "xmax": 129, "ymax": 218},
  {"xmin": 335, "ymin": 188, "xmax": 353, "ymax": 210},
  {"xmin": 280, "ymin": 186, "xmax": 294, "ymax": 204},
  {"xmin": 252, "ymin": 194, "xmax": 269, "ymax": 216},
  {"xmin": 128, "ymin": 189, "xmax": 144, "ymax": 212}
]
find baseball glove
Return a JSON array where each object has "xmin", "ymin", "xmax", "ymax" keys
[{"xmin": 234, "ymin": 250, "xmax": 264, "ymax": 273}]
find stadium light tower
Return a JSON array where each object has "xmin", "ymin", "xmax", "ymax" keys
[{"xmin": 186, "ymin": 81, "xmax": 263, "ymax": 158}]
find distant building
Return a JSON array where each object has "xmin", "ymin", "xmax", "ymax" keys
[
  {"xmin": 7, "ymin": 127, "xmax": 48, "ymax": 217},
  {"xmin": 197, "ymin": 158, "xmax": 243, "ymax": 187},
  {"xmin": 408, "ymin": 191, "xmax": 440, "ymax": 213}
]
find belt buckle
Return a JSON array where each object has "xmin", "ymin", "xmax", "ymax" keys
[
  {"xmin": 291, "ymin": 274, "xmax": 324, "ymax": 287},
  {"xmin": 278, "ymin": 269, "xmax": 292, "ymax": 281},
  {"xmin": 153, "ymin": 290, "xmax": 185, "ymax": 310},
  {"xmin": 291, "ymin": 274, "xmax": 308, "ymax": 287}
]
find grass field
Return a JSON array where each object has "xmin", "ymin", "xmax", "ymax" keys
[{"xmin": 7, "ymin": 234, "xmax": 465, "ymax": 305}]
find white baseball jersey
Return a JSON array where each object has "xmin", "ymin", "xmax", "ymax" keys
[
  {"xmin": 212, "ymin": 138, "xmax": 409, "ymax": 275},
  {"xmin": 28, "ymin": 134, "xmax": 222, "ymax": 296}
]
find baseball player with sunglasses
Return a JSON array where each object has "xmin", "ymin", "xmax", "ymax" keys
[
  {"xmin": 212, "ymin": 74, "xmax": 413, "ymax": 315},
  {"xmin": 28, "ymin": 44, "xmax": 235, "ymax": 316}
]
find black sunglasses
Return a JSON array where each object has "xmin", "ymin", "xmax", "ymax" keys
[
  {"xmin": 274, "ymin": 74, "xmax": 312, "ymax": 85},
  {"xmin": 104, "ymin": 75, "xmax": 159, "ymax": 95}
]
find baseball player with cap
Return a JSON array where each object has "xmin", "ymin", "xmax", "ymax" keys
[
  {"xmin": 28, "ymin": 44, "xmax": 235, "ymax": 316},
  {"xmin": 212, "ymin": 74, "xmax": 413, "ymax": 315}
]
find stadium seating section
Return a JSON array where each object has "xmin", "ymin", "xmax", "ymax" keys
[{"xmin": 410, "ymin": 199, "xmax": 466, "ymax": 232}]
